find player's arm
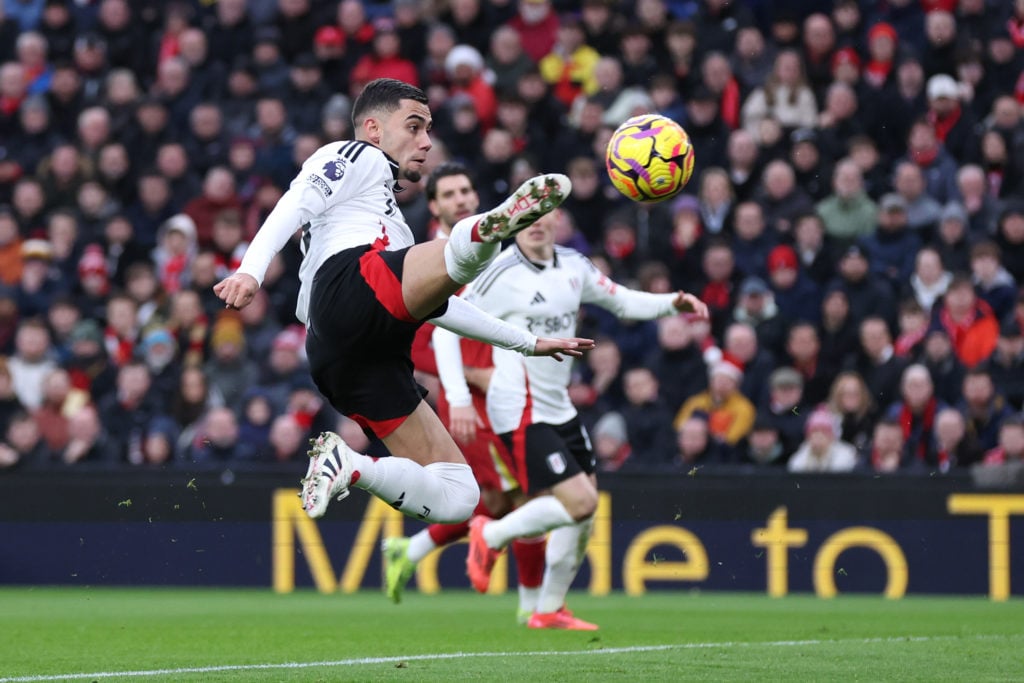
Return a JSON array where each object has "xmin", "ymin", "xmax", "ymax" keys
[
  {"xmin": 213, "ymin": 186, "xmax": 320, "ymax": 309},
  {"xmin": 214, "ymin": 147, "xmax": 362, "ymax": 309},
  {"xmin": 432, "ymin": 296, "xmax": 593, "ymax": 360},
  {"xmin": 578, "ymin": 256, "xmax": 709, "ymax": 321},
  {"xmin": 433, "ymin": 325, "xmax": 481, "ymax": 444}
]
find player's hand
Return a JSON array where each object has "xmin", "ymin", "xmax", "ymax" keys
[
  {"xmin": 533, "ymin": 336, "xmax": 596, "ymax": 362},
  {"xmin": 672, "ymin": 292, "xmax": 710, "ymax": 320},
  {"xmin": 449, "ymin": 405, "xmax": 483, "ymax": 444},
  {"xmin": 213, "ymin": 273, "xmax": 259, "ymax": 310}
]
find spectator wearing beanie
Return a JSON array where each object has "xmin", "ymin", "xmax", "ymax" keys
[{"xmin": 766, "ymin": 244, "xmax": 821, "ymax": 325}]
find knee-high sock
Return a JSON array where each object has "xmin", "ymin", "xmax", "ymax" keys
[
  {"xmin": 443, "ymin": 214, "xmax": 500, "ymax": 284},
  {"xmin": 512, "ymin": 535, "xmax": 547, "ymax": 615},
  {"xmin": 481, "ymin": 495, "xmax": 574, "ymax": 550},
  {"xmin": 536, "ymin": 516, "xmax": 593, "ymax": 614},
  {"xmin": 352, "ymin": 456, "xmax": 478, "ymax": 524}
]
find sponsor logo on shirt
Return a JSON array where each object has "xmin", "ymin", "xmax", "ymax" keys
[{"xmin": 307, "ymin": 173, "xmax": 333, "ymax": 197}]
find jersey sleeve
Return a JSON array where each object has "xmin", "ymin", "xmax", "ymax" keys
[
  {"xmin": 235, "ymin": 143, "xmax": 376, "ymax": 284},
  {"xmin": 577, "ymin": 254, "xmax": 678, "ymax": 320}
]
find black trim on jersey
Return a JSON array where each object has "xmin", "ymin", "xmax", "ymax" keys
[
  {"xmin": 383, "ymin": 152, "xmax": 401, "ymax": 180},
  {"xmin": 337, "ymin": 140, "xmax": 370, "ymax": 162},
  {"xmin": 474, "ymin": 256, "xmax": 520, "ymax": 297}
]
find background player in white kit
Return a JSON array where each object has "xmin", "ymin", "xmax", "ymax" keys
[
  {"xmin": 383, "ymin": 163, "xmax": 547, "ymax": 620},
  {"xmin": 436, "ymin": 208, "xmax": 708, "ymax": 629},
  {"xmin": 213, "ymin": 78, "xmax": 591, "ymax": 526}
]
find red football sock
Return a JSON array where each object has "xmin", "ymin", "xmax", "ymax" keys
[
  {"xmin": 511, "ymin": 536, "xmax": 546, "ymax": 588},
  {"xmin": 427, "ymin": 520, "xmax": 470, "ymax": 546}
]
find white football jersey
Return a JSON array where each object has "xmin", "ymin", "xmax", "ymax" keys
[
  {"xmin": 237, "ymin": 140, "xmax": 414, "ymax": 323},
  {"xmin": 464, "ymin": 245, "xmax": 678, "ymax": 435}
]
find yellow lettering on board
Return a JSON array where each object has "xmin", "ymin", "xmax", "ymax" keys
[
  {"xmin": 948, "ymin": 494, "xmax": 1024, "ymax": 601},
  {"xmin": 812, "ymin": 527, "xmax": 908, "ymax": 599}
]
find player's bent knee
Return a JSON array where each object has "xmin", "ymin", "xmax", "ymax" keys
[
  {"xmin": 423, "ymin": 461, "xmax": 480, "ymax": 524},
  {"xmin": 565, "ymin": 493, "xmax": 598, "ymax": 522}
]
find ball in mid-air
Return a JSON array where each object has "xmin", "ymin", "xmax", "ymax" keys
[{"xmin": 605, "ymin": 114, "xmax": 696, "ymax": 203}]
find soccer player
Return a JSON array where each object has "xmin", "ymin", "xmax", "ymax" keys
[
  {"xmin": 382, "ymin": 163, "xmax": 546, "ymax": 621},
  {"xmin": 214, "ymin": 78, "xmax": 589, "ymax": 525},
  {"xmin": 449, "ymin": 208, "xmax": 708, "ymax": 629}
]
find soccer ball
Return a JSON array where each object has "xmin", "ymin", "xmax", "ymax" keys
[{"xmin": 605, "ymin": 114, "xmax": 696, "ymax": 203}]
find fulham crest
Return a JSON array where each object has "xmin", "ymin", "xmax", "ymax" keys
[{"xmin": 546, "ymin": 451, "xmax": 567, "ymax": 474}]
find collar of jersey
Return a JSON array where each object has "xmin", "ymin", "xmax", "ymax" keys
[
  {"xmin": 514, "ymin": 244, "xmax": 559, "ymax": 271},
  {"xmin": 383, "ymin": 151, "xmax": 404, "ymax": 192}
]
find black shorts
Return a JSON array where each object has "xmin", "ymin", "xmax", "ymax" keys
[
  {"xmin": 305, "ymin": 244, "xmax": 445, "ymax": 438},
  {"xmin": 500, "ymin": 416, "xmax": 596, "ymax": 495}
]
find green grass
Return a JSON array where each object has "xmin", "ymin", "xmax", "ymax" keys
[{"xmin": 1, "ymin": 589, "xmax": 1022, "ymax": 682}]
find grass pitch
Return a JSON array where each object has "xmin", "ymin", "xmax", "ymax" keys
[{"xmin": 1, "ymin": 588, "xmax": 1022, "ymax": 682}]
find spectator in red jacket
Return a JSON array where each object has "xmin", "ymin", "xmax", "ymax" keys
[{"xmin": 928, "ymin": 274, "xmax": 999, "ymax": 369}]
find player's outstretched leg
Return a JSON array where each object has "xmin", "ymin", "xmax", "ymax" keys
[
  {"xmin": 443, "ymin": 174, "xmax": 571, "ymax": 285},
  {"xmin": 471, "ymin": 174, "xmax": 571, "ymax": 243},
  {"xmin": 301, "ymin": 431, "xmax": 356, "ymax": 518},
  {"xmin": 381, "ymin": 537, "xmax": 417, "ymax": 604},
  {"xmin": 528, "ymin": 518, "xmax": 598, "ymax": 631},
  {"xmin": 302, "ymin": 429, "xmax": 478, "ymax": 524}
]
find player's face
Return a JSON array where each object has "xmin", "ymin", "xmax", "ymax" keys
[
  {"xmin": 377, "ymin": 99, "xmax": 433, "ymax": 183},
  {"xmin": 429, "ymin": 174, "xmax": 479, "ymax": 229},
  {"xmin": 515, "ymin": 210, "xmax": 557, "ymax": 258}
]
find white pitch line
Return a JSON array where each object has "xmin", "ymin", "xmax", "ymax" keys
[{"xmin": 1, "ymin": 634, "xmax": 1020, "ymax": 682}]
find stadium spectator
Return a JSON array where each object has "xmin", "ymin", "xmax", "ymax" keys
[
  {"xmin": 741, "ymin": 49, "xmax": 817, "ymax": 143},
  {"xmin": 980, "ymin": 316, "xmax": 1024, "ymax": 411},
  {"xmin": 982, "ymin": 414, "xmax": 1024, "ymax": 466},
  {"xmin": 928, "ymin": 274, "xmax": 999, "ymax": 368},
  {"xmin": 787, "ymin": 407, "xmax": 857, "ymax": 473},
  {"xmin": 866, "ymin": 418, "xmax": 911, "ymax": 474},
  {"xmin": 958, "ymin": 368, "xmax": 1013, "ymax": 452},
  {"xmin": 8, "ymin": 318, "xmax": 55, "ymax": 411},
  {"xmin": 671, "ymin": 411, "xmax": 724, "ymax": 470},
  {"xmin": 266, "ymin": 413, "xmax": 307, "ymax": 462},
  {"xmin": 827, "ymin": 371, "xmax": 876, "ymax": 456},
  {"xmin": 620, "ymin": 365, "xmax": 676, "ymax": 467},
  {"xmin": 818, "ymin": 285, "xmax": 858, "ymax": 371},
  {"xmin": 862, "ymin": 193, "xmax": 923, "ymax": 293},
  {"xmin": 643, "ymin": 314, "xmax": 707, "ymax": 416},
  {"xmin": 592, "ymin": 410, "xmax": 633, "ymax": 472},
  {"xmin": 816, "ymin": 158, "xmax": 878, "ymax": 245},
  {"xmin": 724, "ymin": 128, "xmax": 761, "ymax": 202},
  {"xmin": 674, "ymin": 356, "xmax": 755, "ymax": 447},
  {"xmin": 932, "ymin": 406, "xmax": 983, "ymax": 472},
  {"xmin": 758, "ymin": 365, "xmax": 808, "ymax": 458},
  {"xmin": 756, "ymin": 159, "xmax": 813, "ymax": 237},
  {"xmin": 904, "ymin": 246, "xmax": 951, "ymax": 316},
  {"xmin": 722, "ymin": 320, "xmax": 776, "ymax": 407},
  {"xmin": 98, "ymin": 360, "xmax": 159, "ymax": 465},
  {"xmin": 849, "ymin": 316, "xmax": 909, "ymax": 417},
  {"xmin": 766, "ymin": 244, "xmax": 821, "ymax": 325},
  {"xmin": 60, "ymin": 404, "xmax": 110, "ymax": 466},
  {"xmin": 188, "ymin": 406, "xmax": 254, "ymax": 463},
  {"xmin": 784, "ymin": 321, "xmax": 833, "ymax": 406},
  {"xmin": 971, "ymin": 241, "xmax": 1017, "ymax": 322},
  {"xmin": 737, "ymin": 415, "xmax": 785, "ymax": 467}
]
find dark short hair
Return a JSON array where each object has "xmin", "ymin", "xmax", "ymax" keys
[
  {"xmin": 352, "ymin": 78, "xmax": 428, "ymax": 129},
  {"xmin": 425, "ymin": 161, "xmax": 475, "ymax": 201}
]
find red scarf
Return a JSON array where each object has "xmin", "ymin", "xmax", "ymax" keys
[
  {"xmin": 864, "ymin": 61, "xmax": 891, "ymax": 89},
  {"xmin": 1009, "ymin": 17, "xmax": 1024, "ymax": 49},
  {"xmin": 911, "ymin": 145, "xmax": 939, "ymax": 168},
  {"xmin": 899, "ymin": 397, "xmax": 937, "ymax": 461},
  {"xmin": 720, "ymin": 78, "xmax": 741, "ymax": 130},
  {"xmin": 927, "ymin": 105, "xmax": 961, "ymax": 143},
  {"xmin": 702, "ymin": 281, "xmax": 731, "ymax": 310},
  {"xmin": 161, "ymin": 254, "xmax": 188, "ymax": 294},
  {"xmin": 104, "ymin": 328, "xmax": 135, "ymax": 367}
]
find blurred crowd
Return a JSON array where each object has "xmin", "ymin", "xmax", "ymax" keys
[{"xmin": 0, "ymin": 0, "xmax": 1023, "ymax": 477}]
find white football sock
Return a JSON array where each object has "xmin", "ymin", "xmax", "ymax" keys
[
  {"xmin": 443, "ymin": 215, "xmax": 500, "ymax": 283},
  {"xmin": 536, "ymin": 516, "xmax": 593, "ymax": 614},
  {"xmin": 352, "ymin": 456, "xmax": 478, "ymax": 524},
  {"xmin": 406, "ymin": 528, "xmax": 438, "ymax": 563},
  {"xmin": 482, "ymin": 495, "xmax": 574, "ymax": 550},
  {"xmin": 518, "ymin": 585, "xmax": 540, "ymax": 615}
]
